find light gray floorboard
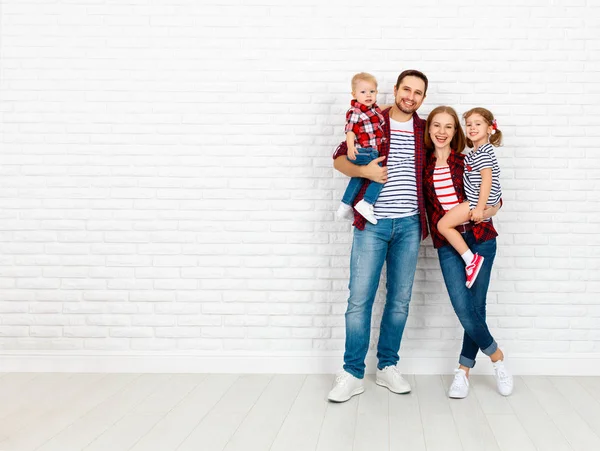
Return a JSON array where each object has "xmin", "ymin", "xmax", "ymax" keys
[
  {"xmin": 389, "ymin": 374, "xmax": 426, "ymax": 451},
  {"xmin": 416, "ymin": 375, "xmax": 463, "ymax": 451},
  {"xmin": 176, "ymin": 374, "xmax": 272, "ymax": 451},
  {"xmin": 522, "ymin": 376, "xmax": 600, "ymax": 451},
  {"xmin": 0, "ymin": 373, "xmax": 598, "ymax": 451},
  {"xmin": 507, "ymin": 376, "xmax": 572, "ymax": 451},
  {"xmin": 352, "ymin": 375, "xmax": 389, "ymax": 451},
  {"xmin": 441, "ymin": 374, "xmax": 501, "ymax": 451},
  {"xmin": 270, "ymin": 374, "xmax": 331, "ymax": 451}
]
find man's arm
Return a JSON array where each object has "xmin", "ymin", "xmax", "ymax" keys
[{"xmin": 333, "ymin": 154, "xmax": 387, "ymax": 183}]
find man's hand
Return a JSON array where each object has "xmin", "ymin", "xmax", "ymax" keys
[
  {"xmin": 470, "ymin": 207, "xmax": 484, "ymax": 223},
  {"xmin": 347, "ymin": 145, "xmax": 357, "ymax": 160},
  {"xmin": 362, "ymin": 156, "xmax": 387, "ymax": 184}
]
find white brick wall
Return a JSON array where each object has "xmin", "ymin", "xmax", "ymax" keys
[{"xmin": 1, "ymin": 0, "xmax": 600, "ymax": 374}]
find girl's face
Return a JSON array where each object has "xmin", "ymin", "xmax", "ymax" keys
[
  {"xmin": 465, "ymin": 113, "xmax": 493, "ymax": 147},
  {"xmin": 428, "ymin": 112, "xmax": 456, "ymax": 150}
]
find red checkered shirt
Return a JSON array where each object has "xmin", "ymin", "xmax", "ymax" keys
[
  {"xmin": 345, "ymin": 100, "xmax": 385, "ymax": 149},
  {"xmin": 333, "ymin": 108, "xmax": 429, "ymax": 240},
  {"xmin": 424, "ymin": 150, "xmax": 500, "ymax": 249}
]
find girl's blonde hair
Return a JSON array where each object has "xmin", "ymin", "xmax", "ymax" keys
[
  {"xmin": 351, "ymin": 72, "xmax": 378, "ymax": 91},
  {"xmin": 463, "ymin": 107, "xmax": 503, "ymax": 148}
]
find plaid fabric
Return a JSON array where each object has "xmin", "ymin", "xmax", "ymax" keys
[
  {"xmin": 344, "ymin": 100, "xmax": 386, "ymax": 149},
  {"xmin": 423, "ymin": 150, "xmax": 499, "ymax": 249},
  {"xmin": 333, "ymin": 107, "xmax": 429, "ymax": 240}
]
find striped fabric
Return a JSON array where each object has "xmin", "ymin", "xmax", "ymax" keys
[
  {"xmin": 332, "ymin": 108, "xmax": 428, "ymax": 240},
  {"xmin": 464, "ymin": 143, "xmax": 502, "ymax": 211},
  {"xmin": 374, "ymin": 117, "xmax": 418, "ymax": 219},
  {"xmin": 433, "ymin": 165, "xmax": 468, "ymax": 226},
  {"xmin": 424, "ymin": 150, "xmax": 499, "ymax": 249},
  {"xmin": 433, "ymin": 166, "xmax": 460, "ymax": 211}
]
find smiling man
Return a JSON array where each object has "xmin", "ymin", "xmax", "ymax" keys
[{"xmin": 328, "ymin": 70, "xmax": 429, "ymax": 402}]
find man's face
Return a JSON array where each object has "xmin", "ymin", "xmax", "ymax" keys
[
  {"xmin": 352, "ymin": 80, "xmax": 378, "ymax": 107},
  {"xmin": 393, "ymin": 76, "xmax": 426, "ymax": 115}
]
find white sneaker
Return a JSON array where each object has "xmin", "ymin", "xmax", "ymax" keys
[
  {"xmin": 354, "ymin": 199, "xmax": 377, "ymax": 224},
  {"xmin": 492, "ymin": 360, "xmax": 513, "ymax": 396},
  {"xmin": 375, "ymin": 365, "xmax": 411, "ymax": 394},
  {"xmin": 448, "ymin": 368, "xmax": 470, "ymax": 399},
  {"xmin": 335, "ymin": 203, "xmax": 354, "ymax": 221},
  {"xmin": 327, "ymin": 370, "xmax": 365, "ymax": 402}
]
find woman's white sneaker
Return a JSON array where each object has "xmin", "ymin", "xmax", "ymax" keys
[
  {"xmin": 448, "ymin": 368, "xmax": 470, "ymax": 399},
  {"xmin": 375, "ymin": 365, "xmax": 411, "ymax": 394},
  {"xmin": 327, "ymin": 370, "xmax": 364, "ymax": 402},
  {"xmin": 492, "ymin": 360, "xmax": 513, "ymax": 396}
]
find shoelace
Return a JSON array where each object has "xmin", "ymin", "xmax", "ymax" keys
[
  {"xmin": 496, "ymin": 367, "xmax": 510, "ymax": 383},
  {"xmin": 385, "ymin": 366, "xmax": 402, "ymax": 379},
  {"xmin": 335, "ymin": 373, "xmax": 350, "ymax": 385},
  {"xmin": 450, "ymin": 371, "xmax": 467, "ymax": 390}
]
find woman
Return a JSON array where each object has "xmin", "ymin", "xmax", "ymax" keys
[{"xmin": 423, "ymin": 106, "xmax": 513, "ymax": 398}]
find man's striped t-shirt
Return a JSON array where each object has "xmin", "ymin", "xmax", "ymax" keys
[{"xmin": 373, "ymin": 117, "xmax": 419, "ymax": 219}]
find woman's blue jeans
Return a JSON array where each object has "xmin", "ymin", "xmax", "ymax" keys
[
  {"xmin": 341, "ymin": 147, "xmax": 384, "ymax": 206},
  {"xmin": 343, "ymin": 215, "xmax": 421, "ymax": 379},
  {"xmin": 437, "ymin": 231, "xmax": 498, "ymax": 368}
]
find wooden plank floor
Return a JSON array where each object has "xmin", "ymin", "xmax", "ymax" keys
[{"xmin": 0, "ymin": 373, "xmax": 599, "ymax": 451}]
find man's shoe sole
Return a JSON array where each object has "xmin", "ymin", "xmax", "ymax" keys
[
  {"xmin": 375, "ymin": 378, "xmax": 411, "ymax": 394},
  {"xmin": 327, "ymin": 386, "xmax": 365, "ymax": 403}
]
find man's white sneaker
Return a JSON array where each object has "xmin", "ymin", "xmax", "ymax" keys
[
  {"xmin": 327, "ymin": 370, "xmax": 365, "ymax": 403},
  {"xmin": 448, "ymin": 368, "xmax": 470, "ymax": 399},
  {"xmin": 335, "ymin": 203, "xmax": 354, "ymax": 221},
  {"xmin": 354, "ymin": 199, "xmax": 377, "ymax": 224},
  {"xmin": 375, "ymin": 365, "xmax": 411, "ymax": 394},
  {"xmin": 492, "ymin": 360, "xmax": 513, "ymax": 396}
]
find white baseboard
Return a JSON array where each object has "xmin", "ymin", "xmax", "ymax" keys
[{"xmin": 1, "ymin": 351, "xmax": 600, "ymax": 375}]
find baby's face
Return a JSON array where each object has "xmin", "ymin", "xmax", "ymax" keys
[{"xmin": 352, "ymin": 80, "xmax": 378, "ymax": 107}]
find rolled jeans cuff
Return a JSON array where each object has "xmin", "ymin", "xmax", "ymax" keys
[{"xmin": 459, "ymin": 340, "xmax": 497, "ymax": 368}]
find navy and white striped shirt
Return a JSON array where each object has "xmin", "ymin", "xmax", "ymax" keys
[
  {"xmin": 374, "ymin": 117, "xmax": 419, "ymax": 219},
  {"xmin": 463, "ymin": 142, "xmax": 502, "ymax": 210}
]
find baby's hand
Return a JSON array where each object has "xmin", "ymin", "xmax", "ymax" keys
[
  {"xmin": 471, "ymin": 208, "xmax": 484, "ymax": 223},
  {"xmin": 347, "ymin": 146, "xmax": 358, "ymax": 160}
]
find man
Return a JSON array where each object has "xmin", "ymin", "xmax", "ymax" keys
[{"xmin": 328, "ymin": 70, "xmax": 429, "ymax": 402}]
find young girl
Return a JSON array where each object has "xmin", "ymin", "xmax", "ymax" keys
[{"xmin": 437, "ymin": 107, "xmax": 503, "ymax": 288}]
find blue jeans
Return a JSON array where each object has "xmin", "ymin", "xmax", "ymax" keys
[
  {"xmin": 343, "ymin": 215, "xmax": 421, "ymax": 379},
  {"xmin": 437, "ymin": 231, "xmax": 498, "ymax": 368},
  {"xmin": 341, "ymin": 147, "xmax": 384, "ymax": 206}
]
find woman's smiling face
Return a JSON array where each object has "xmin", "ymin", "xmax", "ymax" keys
[{"xmin": 428, "ymin": 112, "xmax": 456, "ymax": 150}]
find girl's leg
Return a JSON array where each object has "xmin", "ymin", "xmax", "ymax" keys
[{"xmin": 437, "ymin": 202, "xmax": 472, "ymax": 255}]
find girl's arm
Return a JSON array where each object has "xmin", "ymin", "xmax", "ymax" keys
[{"xmin": 471, "ymin": 168, "xmax": 492, "ymax": 222}]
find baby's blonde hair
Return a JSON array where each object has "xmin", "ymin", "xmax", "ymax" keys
[{"xmin": 351, "ymin": 72, "xmax": 378, "ymax": 91}]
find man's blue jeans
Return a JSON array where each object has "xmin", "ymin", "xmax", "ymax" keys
[
  {"xmin": 341, "ymin": 147, "xmax": 384, "ymax": 206},
  {"xmin": 437, "ymin": 231, "xmax": 498, "ymax": 368},
  {"xmin": 343, "ymin": 215, "xmax": 421, "ymax": 379}
]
